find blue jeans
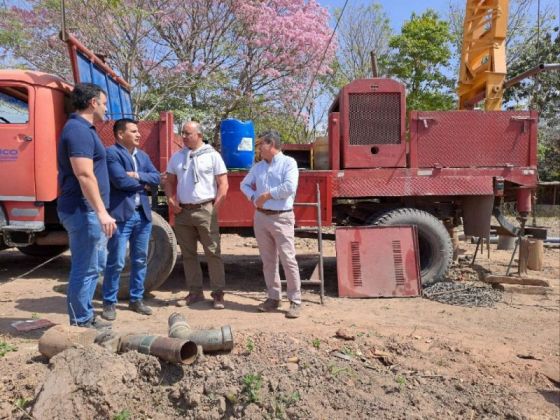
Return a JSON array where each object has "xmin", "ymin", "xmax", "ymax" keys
[
  {"xmin": 58, "ymin": 210, "xmax": 107, "ymax": 325},
  {"xmin": 103, "ymin": 209, "xmax": 152, "ymax": 304}
]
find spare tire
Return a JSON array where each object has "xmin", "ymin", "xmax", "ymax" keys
[
  {"xmin": 368, "ymin": 208, "xmax": 452, "ymax": 286},
  {"xmin": 97, "ymin": 211, "xmax": 177, "ymax": 299}
]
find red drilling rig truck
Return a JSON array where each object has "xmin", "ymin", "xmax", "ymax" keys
[{"xmin": 0, "ymin": 20, "xmax": 540, "ymax": 295}]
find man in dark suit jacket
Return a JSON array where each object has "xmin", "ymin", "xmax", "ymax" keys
[{"xmin": 102, "ymin": 118, "xmax": 160, "ymax": 320}]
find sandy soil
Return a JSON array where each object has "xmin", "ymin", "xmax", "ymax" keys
[{"xmin": 0, "ymin": 218, "xmax": 559, "ymax": 419}]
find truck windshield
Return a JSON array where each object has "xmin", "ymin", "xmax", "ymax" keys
[{"xmin": 0, "ymin": 87, "xmax": 29, "ymax": 124}]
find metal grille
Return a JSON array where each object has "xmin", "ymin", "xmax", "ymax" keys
[
  {"xmin": 349, "ymin": 93, "xmax": 401, "ymax": 145},
  {"xmin": 350, "ymin": 241, "xmax": 362, "ymax": 287},
  {"xmin": 392, "ymin": 240, "xmax": 405, "ymax": 286}
]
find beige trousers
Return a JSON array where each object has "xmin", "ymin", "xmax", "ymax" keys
[
  {"xmin": 254, "ymin": 210, "xmax": 301, "ymax": 304},
  {"xmin": 174, "ymin": 202, "xmax": 225, "ymax": 293}
]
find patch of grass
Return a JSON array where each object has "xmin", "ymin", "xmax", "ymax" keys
[
  {"xmin": 113, "ymin": 409, "xmax": 131, "ymax": 420},
  {"xmin": 311, "ymin": 338, "xmax": 321, "ymax": 349},
  {"xmin": 396, "ymin": 375, "xmax": 407, "ymax": 391},
  {"xmin": 246, "ymin": 337, "xmax": 255, "ymax": 353},
  {"xmin": 281, "ymin": 391, "xmax": 300, "ymax": 406},
  {"xmin": 242, "ymin": 373, "xmax": 262, "ymax": 403},
  {"xmin": 272, "ymin": 391, "xmax": 301, "ymax": 419},
  {"xmin": 14, "ymin": 397, "xmax": 30, "ymax": 409},
  {"xmin": 31, "ymin": 313, "xmax": 39, "ymax": 319},
  {"xmin": 0, "ymin": 341, "xmax": 17, "ymax": 357},
  {"xmin": 327, "ymin": 363, "xmax": 349, "ymax": 377},
  {"xmin": 340, "ymin": 346, "xmax": 355, "ymax": 357}
]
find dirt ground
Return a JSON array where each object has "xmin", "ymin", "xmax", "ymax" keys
[{"xmin": 0, "ymin": 218, "xmax": 559, "ymax": 419}]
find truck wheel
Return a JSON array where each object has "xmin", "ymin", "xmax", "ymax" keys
[
  {"xmin": 97, "ymin": 212, "xmax": 177, "ymax": 300},
  {"xmin": 17, "ymin": 244, "xmax": 68, "ymax": 257},
  {"xmin": 368, "ymin": 208, "xmax": 453, "ymax": 286}
]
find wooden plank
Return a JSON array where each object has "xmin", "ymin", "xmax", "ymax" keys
[
  {"xmin": 484, "ymin": 275, "xmax": 550, "ymax": 287},
  {"xmin": 491, "ymin": 284, "xmax": 553, "ymax": 295}
]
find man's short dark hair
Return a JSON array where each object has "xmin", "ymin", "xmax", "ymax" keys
[
  {"xmin": 258, "ymin": 130, "xmax": 282, "ymax": 149},
  {"xmin": 71, "ymin": 83, "xmax": 106, "ymax": 111},
  {"xmin": 113, "ymin": 118, "xmax": 138, "ymax": 138}
]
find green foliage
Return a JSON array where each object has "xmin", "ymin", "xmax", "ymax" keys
[
  {"xmin": 327, "ymin": 363, "xmax": 350, "ymax": 377},
  {"xmin": 0, "ymin": 341, "xmax": 17, "ymax": 357},
  {"xmin": 113, "ymin": 410, "xmax": 131, "ymax": 420},
  {"xmin": 245, "ymin": 337, "xmax": 255, "ymax": 353},
  {"xmin": 311, "ymin": 338, "xmax": 321, "ymax": 349},
  {"xmin": 242, "ymin": 373, "xmax": 262, "ymax": 403},
  {"xmin": 14, "ymin": 397, "xmax": 30, "ymax": 409},
  {"xmin": 386, "ymin": 10, "xmax": 455, "ymax": 111},
  {"xmin": 272, "ymin": 391, "xmax": 301, "ymax": 418},
  {"xmin": 340, "ymin": 346, "xmax": 355, "ymax": 357},
  {"xmin": 505, "ymin": 28, "xmax": 560, "ymax": 181},
  {"xmin": 396, "ymin": 375, "xmax": 407, "ymax": 391}
]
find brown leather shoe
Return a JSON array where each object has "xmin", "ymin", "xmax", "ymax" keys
[
  {"xmin": 285, "ymin": 301, "xmax": 301, "ymax": 319},
  {"xmin": 185, "ymin": 292, "xmax": 205, "ymax": 306},
  {"xmin": 258, "ymin": 298, "xmax": 281, "ymax": 312},
  {"xmin": 211, "ymin": 291, "xmax": 225, "ymax": 309}
]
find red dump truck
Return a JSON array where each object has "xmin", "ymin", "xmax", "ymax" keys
[{"xmin": 0, "ymin": 35, "xmax": 539, "ymax": 293}]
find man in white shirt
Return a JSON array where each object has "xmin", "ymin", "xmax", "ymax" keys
[
  {"xmin": 240, "ymin": 130, "xmax": 302, "ymax": 318},
  {"xmin": 164, "ymin": 121, "xmax": 228, "ymax": 309}
]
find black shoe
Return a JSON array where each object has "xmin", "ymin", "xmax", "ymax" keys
[
  {"xmin": 102, "ymin": 303, "xmax": 116, "ymax": 321},
  {"xmin": 129, "ymin": 300, "xmax": 153, "ymax": 315},
  {"xmin": 79, "ymin": 316, "xmax": 112, "ymax": 330}
]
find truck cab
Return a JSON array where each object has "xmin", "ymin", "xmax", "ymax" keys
[{"xmin": 0, "ymin": 70, "xmax": 71, "ymax": 252}]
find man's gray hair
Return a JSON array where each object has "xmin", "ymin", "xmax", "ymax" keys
[{"xmin": 258, "ymin": 130, "xmax": 282, "ymax": 149}]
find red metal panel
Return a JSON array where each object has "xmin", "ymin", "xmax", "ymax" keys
[
  {"xmin": 339, "ymin": 79, "xmax": 406, "ymax": 169},
  {"xmin": 333, "ymin": 167, "xmax": 538, "ymax": 197},
  {"xmin": 218, "ymin": 172, "xmax": 333, "ymax": 227},
  {"xmin": 335, "ymin": 226, "xmax": 421, "ymax": 298},
  {"xmin": 410, "ymin": 111, "xmax": 537, "ymax": 168}
]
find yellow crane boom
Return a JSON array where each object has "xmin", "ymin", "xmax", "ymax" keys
[{"xmin": 457, "ymin": 0, "xmax": 509, "ymax": 110}]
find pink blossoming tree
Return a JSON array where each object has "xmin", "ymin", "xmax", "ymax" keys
[{"xmin": 1, "ymin": 0, "xmax": 335, "ymax": 141}]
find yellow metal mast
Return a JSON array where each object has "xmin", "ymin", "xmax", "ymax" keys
[{"xmin": 457, "ymin": 0, "xmax": 509, "ymax": 110}]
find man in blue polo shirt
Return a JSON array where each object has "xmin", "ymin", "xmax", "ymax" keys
[{"xmin": 57, "ymin": 83, "xmax": 117, "ymax": 329}]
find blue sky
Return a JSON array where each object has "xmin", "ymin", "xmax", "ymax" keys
[
  {"xmin": 320, "ymin": 0, "xmax": 556, "ymax": 31},
  {"xmin": 320, "ymin": 0, "xmax": 453, "ymax": 30}
]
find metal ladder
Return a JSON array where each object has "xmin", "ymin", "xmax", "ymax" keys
[{"xmin": 281, "ymin": 184, "xmax": 325, "ymax": 304}]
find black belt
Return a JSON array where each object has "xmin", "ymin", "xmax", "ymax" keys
[
  {"xmin": 257, "ymin": 208, "xmax": 292, "ymax": 215},
  {"xmin": 180, "ymin": 199, "xmax": 214, "ymax": 210}
]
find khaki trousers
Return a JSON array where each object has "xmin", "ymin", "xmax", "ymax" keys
[
  {"xmin": 254, "ymin": 210, "xmax": 301, "ymax": 304},
  {"xmin": 174, "ymin": 202, "xmax": 225, "ymax": 293}
]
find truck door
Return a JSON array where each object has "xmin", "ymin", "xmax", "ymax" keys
[{"xmin": 0, "ymin": 83, "xmax": 35, "ymax": 201}]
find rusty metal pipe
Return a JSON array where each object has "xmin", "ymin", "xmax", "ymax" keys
[
  {"xmin": 119, "ymin": 335, "xmax": 197, "ymax": 365},
  {"xmin": 38, "ymin": 325, "xmax": 99, "ymax": 359},
  {"xmin": 504, "ymin": 63, "xmax": 560, "ymax": 90},
  {"xmin": 168, "ymin": 312, "xmax": 234, "ymax": 353}
]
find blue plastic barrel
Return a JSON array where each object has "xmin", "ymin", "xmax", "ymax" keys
[{"xmin": 220, "ymin": 119, "xmax": 255, "ymax": 169}]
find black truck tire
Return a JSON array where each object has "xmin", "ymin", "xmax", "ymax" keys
[
  {"xmin": 368, "ymin": 208, "xmax": 453, "ymax": 286},
  {"xmin": 17, "ymin": 244, "xmax": 68, "ymax": 257},
  {"xmin": 97, "ymin": 211, "xmax": 177, "ymax": 300}
]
